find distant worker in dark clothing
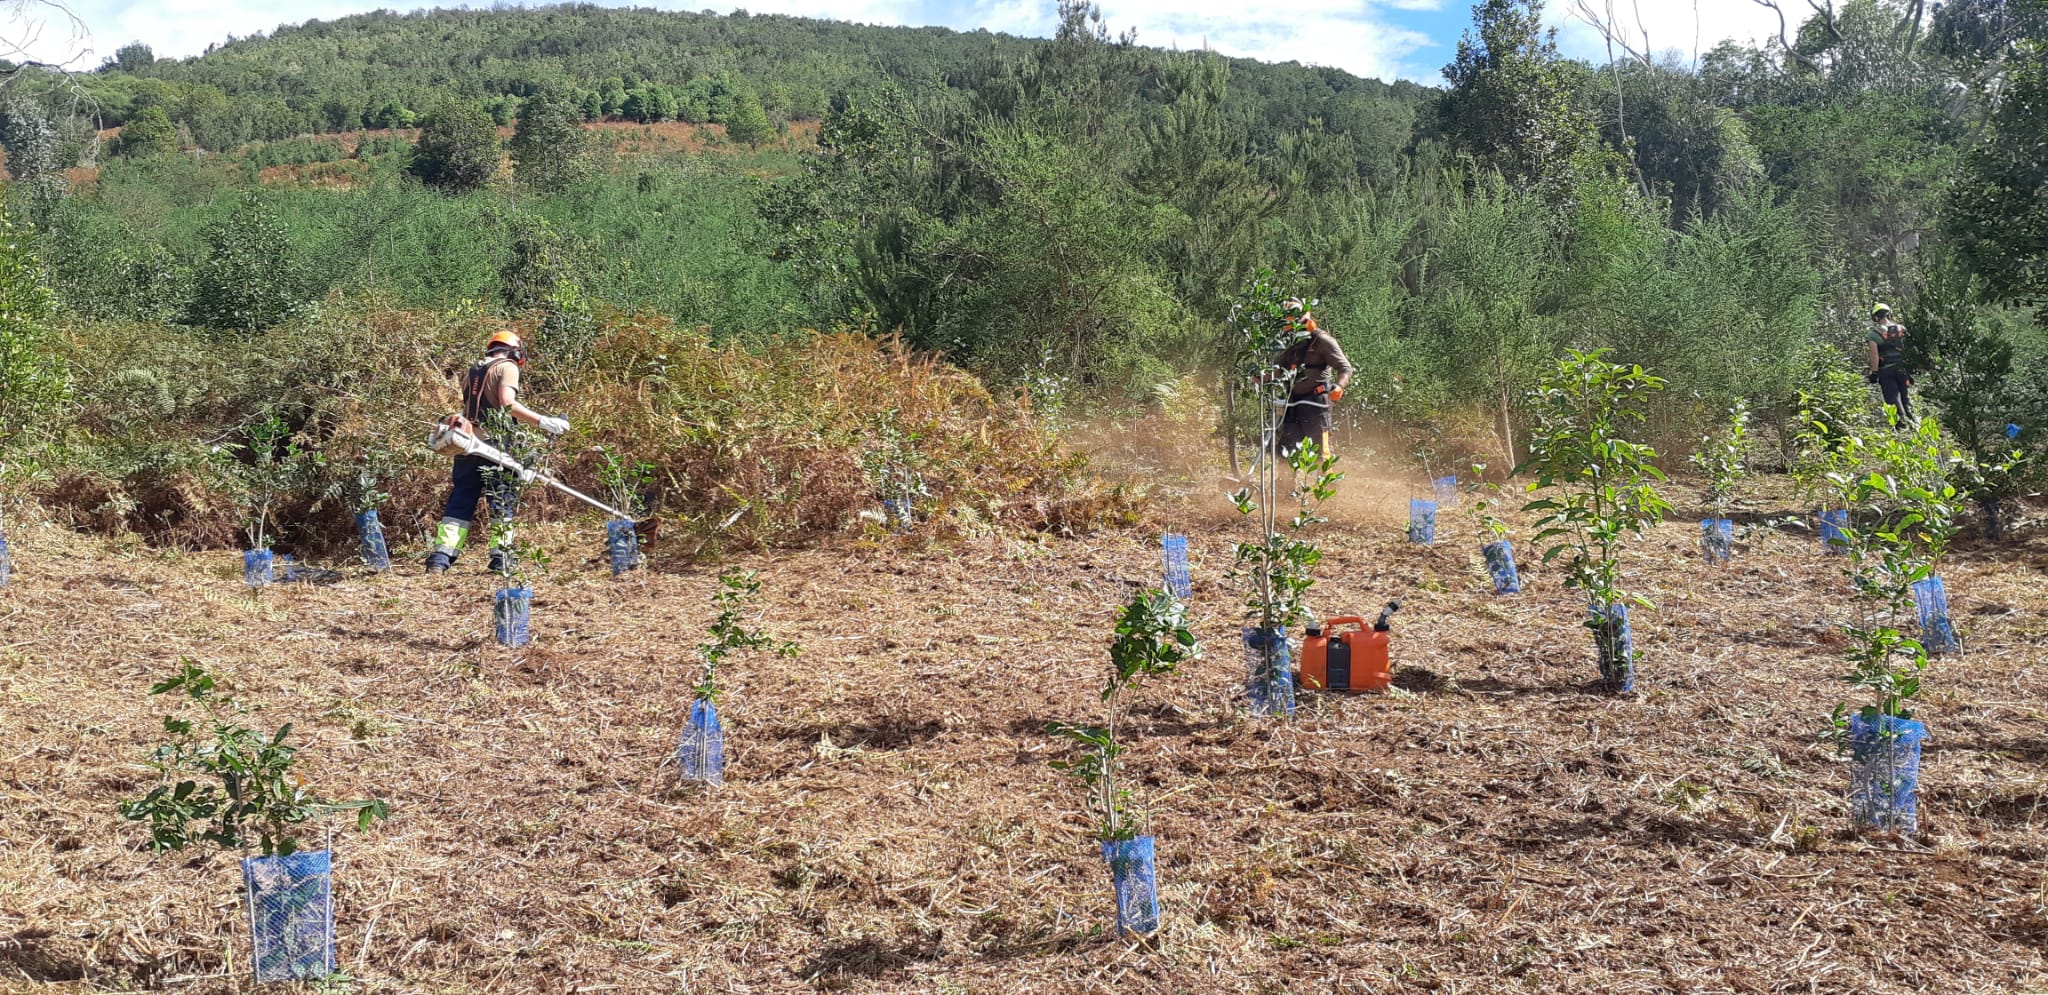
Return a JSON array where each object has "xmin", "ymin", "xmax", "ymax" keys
[
  {"xmin": 426, "ymin": 329, "xmax": 571, "ymax": 574},
  {"xmin": 1866, "ymin": 302, "xmax": 1914, "ymax": 426},
  {"xmin": 1271, "ymin": 298, "xmax": 1354, "ymax": 457}
]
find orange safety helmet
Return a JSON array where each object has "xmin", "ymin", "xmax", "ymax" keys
[{"xmin": 485, "ymin": 329, "xmax": 526, "ymax": 365}]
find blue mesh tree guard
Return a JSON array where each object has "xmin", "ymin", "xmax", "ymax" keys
[
  {"xmin": 355, "ymin": 511, "xmax": 390, "ymax": 572},
  {"xmin": 605, "ymin": 519, "xmax": 641, "ymax": 576},
  {"xmin": 1482, "ymin": 539, "xmax": 1521, "ymax": 594},
  {"xmin": 1591, "ymin": 603, "xmax": 1634, "ymax": 692},
  {"xmin": 677, "ymin": 699, "xmax": 725, "ymax": 787},
  {"xmin": 1432, "ymin": 475, "xmax": 1459, "ymax": 507},
  {"xmin": 1161, "ymin": 534, "xmax": 1191, "ymax": 600},
  {"xmin": 880, "ymin": 498, "xmax": 913, "ymax": 534},
  {"xmin": 0, "ymin": 529, "xmax": 11, "ymax": 588},
  {"xmin": 1911, "ymin": 576, "xmax": 1959, "ymax": 654},
  {"xmin": 243, "ymin": 550, "xmax": 274, "ymax": 589},
  {"xmin": 1101, "ymin": 835, "xmax": 1160, "ymax": 936},
  {"xmin": 1243, "ymin": 626, "xmax": 1295, "ymax": 717},
  {"xmin": 1848, "ymin": 713, "xmax": 1928, "ymax": 833},
  {"xmin": 1818, "ymin": 509, "xmax": 1849, "ymax": 553},
  {"xmin": 241, "ymin": 850, "xmax": 335, "ymax": 982},
  {"xmin": 1700, "ymin": 519, "xmax": 1733, "ymax": 564},
  {"xmin": 1408, "ymin": 499, "xmax": 1437, "ymax": 545},
  {"xmin": 493, "ymin": 587, "xmax": 531, "ymax": 647}
]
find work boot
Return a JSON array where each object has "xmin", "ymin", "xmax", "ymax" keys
[
  {"xmin": 487, "ymin": 546, "xmax": 513, "ymax": 575},
  {"xmin": 425, "ymin": 550, "xmax": 453, "ymax": 574}
]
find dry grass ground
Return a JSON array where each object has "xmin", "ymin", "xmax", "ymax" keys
[{"xmin": 3, "ymin": 477, "xmax": 2048, "ymax": 993}]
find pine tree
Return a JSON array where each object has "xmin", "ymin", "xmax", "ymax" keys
[
  {"xmin": 509, "ymin": 88, "xmax": 589, "ymax": 193},
  {"xmin": 408, "ymin": 98, "xmax": 501, "ymax": 194}
]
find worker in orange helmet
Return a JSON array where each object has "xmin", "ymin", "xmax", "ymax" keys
[
  {"xmin": 1271, "ymin": 298, "xmax": 1353, "ymax": 457},
  {"xmin": 426, "ymin": 329, "xmax": 571, "ymax": 574}
]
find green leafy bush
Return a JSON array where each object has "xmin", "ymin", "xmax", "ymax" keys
[{"xmin": 119, "ymin": 660, "xmax": 389, "ymax": 857}]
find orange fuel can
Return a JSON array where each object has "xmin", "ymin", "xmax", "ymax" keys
[{"xmin": 1299, "ymin": 602, "xmax": 1400, "ymax": 692}]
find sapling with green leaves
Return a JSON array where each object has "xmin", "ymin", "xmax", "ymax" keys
[
  {"xmin": 858, "ymin": 412, "xmax": 929, "ymax": 528},
  {"xmin": 595, "ymin": 444, "xmax": 655, "ymax": 518},
  {"xmin": 1465, "ymin": 460, "xmax": 1513, "ymax": 542},
  {"xmin": 212, "ymin": 412, "xmax": 323, "ymax": 552},
  {"xmin": 119, "ymin": 659, "xmax": 390, "ymax": 857},
  {"xmin": 1799, "ymin": 414, "xmax": 1963, "ymax": 735},
  {"xmin": 1517, "ymin": 350, "xmax": 1671, "ymax": 689},
  {"xmin": 480, "ymin": 413, "xmax": 550, "ymax": 577},
  {"xmin": 1797, "ymin": 413, "xmax": 1963, "ymax": 831},
  {"xmin": 1048, "ymin": 589, "xmax": 1200, "ymax": 841},
  {"xmin": 692, "ymin": 568, "xmax": 797, "ymax": 703},
  {"xmin": 1226, "ymin": 273, "xmax": 1343, "ymax": 712},
  {"xmin": 1689, "ymin": 400, "xmax": 1752, "ymax": 520}
]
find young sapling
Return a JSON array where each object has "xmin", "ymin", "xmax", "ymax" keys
[
  {"xmin": 1048, "ymin": 588, "xmax": 1199, "ymax": 936},
  {"xmin": 1518, "ymin": 350, "xmax": 1671, "ymax": 691}
]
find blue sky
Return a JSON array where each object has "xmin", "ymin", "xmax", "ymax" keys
[{"xmin": 4, "ymin": 0, "xmax": 1789, "ymax": 84}]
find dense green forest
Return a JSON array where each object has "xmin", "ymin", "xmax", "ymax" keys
[{"xmin": 0, "ymin": 0, "xmax": 2044, "ymax": 546}]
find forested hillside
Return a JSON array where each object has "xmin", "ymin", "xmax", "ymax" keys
[{"xmin": 0, "ymin": 0, "xmax": 2042, "ymax": 546}]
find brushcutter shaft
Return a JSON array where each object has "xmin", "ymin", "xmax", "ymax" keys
[{"xmin": 426, "ymin": 424, "xmax": 635, "ymax": 520}]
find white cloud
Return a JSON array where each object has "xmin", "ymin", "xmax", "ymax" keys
[
  {"xmin": 1550, "ymin": 0, "xmax": 1786, "ymax": 68},
  {"xmin": 1103, "ymin": 0, "xmax": 1439, "ymax": 79}
]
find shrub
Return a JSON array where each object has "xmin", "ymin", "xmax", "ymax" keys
[{"xmin": 120, "ymin": 659, "xmax": 388, "ymax": 857}]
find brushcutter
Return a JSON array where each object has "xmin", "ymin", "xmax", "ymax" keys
[{"xmin": 427, "ymin": 421, "xmax": 640, "ymax": 522}]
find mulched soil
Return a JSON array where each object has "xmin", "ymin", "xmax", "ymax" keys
[{"xmin": 3, "ymin": 478, "xmax": 2046, "ymax": 993}]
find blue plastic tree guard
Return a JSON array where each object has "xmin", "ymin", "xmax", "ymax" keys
[
  {"xmin": 1482, "ymin": 539, "xmax": 1521, "ymax": 594},
  {"xmin": 0, "ymin": 529, "xmax": 11, "ymax": 588},
  {"xmin": 1700, "ymin": 519, "xmax": 1734, "ymax": 564},
  {"xmin": 241, "ymin": 850, "xmax": 335, "ymax": 982},
  {"xmin": 1408, "ymin": 499, "xmax": 1437, "ymax": 545},
  {"xmin": 355, "ymin": 510, "xmax": 390, "ymax": 572},
  {"xmin": 1591, "ymin": 603, "xmax": 1634, "ymax": 692},
  {"xmin": 1818, "ymin": 509, "xmax": 1849, "ymax": 553},
  {"xmin": 243, "ymin": 549, "xmax": 274, "ymax": 589},
  {"xmin": 677, "ymin": 699, "xmax": 726, "ymax": 787},
  {"xmin": 1243, "ymin": 626, "xmax": 1295, "ymax": 717},
  {"xmin": 1848, "ymin": 713, "xmax": 1928, "ymax": 834},
  {"xmin": 605, "ymin": 519, "xmax": 641, "ymax": 576},
  {"xmin": 880, "ymin": 498, "xmax": 913, "ymax": 534},
  {"xmin": 1911, "ymin": 576, "xmax": 1959, "ymax": 655},
  {"xmin": 493, "ymin": 587, "xmax": 531, "ymax": 647},
  {"xmin": 1161, "ymin": 534, "xmax": 1191, "ymax": 600},
  {"xmin": 1102, "ymin": 835, "xmax": 1161, "ymax": 936},
  {"xmin": 1432, "ymin": 475, "xmax": 1459, "ymax": 508}
]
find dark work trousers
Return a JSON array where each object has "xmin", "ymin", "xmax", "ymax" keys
[
  {"xmin": 1877, "ymin": 368, "xmax": 1914, "ymax": 425},
  {"xmin": 1275, "ymin": 398, "xmax": 1332, "ymax": 457}
]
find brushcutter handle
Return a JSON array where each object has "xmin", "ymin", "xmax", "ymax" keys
[{"xmin": 1373, "ymin": 600, "xmax": 1402, "ymax": 632}]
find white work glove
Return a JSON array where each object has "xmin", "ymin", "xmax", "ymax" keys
[{"xmin": 536, "ymin": 415, "xmax": 570, "ymax": 437}]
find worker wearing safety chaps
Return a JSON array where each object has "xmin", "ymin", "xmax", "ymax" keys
[
  {"xmin": 426, "ymin": 330, "xmax": 571, "ymax": 574},
  {"xmin": 1271, "ymin": 298, "xmax": 1354, "ymax": 458}
]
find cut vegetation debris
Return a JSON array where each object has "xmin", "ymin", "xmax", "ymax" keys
[{"xmin": 4, "ymin": 480, "xmax": 2047, "ymax": 991}]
